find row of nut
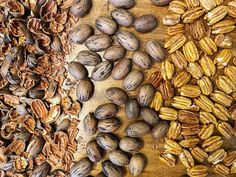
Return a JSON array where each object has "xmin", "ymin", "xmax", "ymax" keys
[{"xmin": 150, "ymin": 0, "xmax": 236, "ymax": 177}]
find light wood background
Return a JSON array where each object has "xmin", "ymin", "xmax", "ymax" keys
[{"xmin": 67, "ymin": 0, "xmax": 236, "ymax": 176}]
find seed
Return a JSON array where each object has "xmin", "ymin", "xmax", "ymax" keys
[
  {"xmin": 83, "ymin": 113, "xmax": 97, "ymax": 136},
  {"xmin": 109, "ymin": 150, "xmax": 129, "ymax": 166},
  {"xmin": 116, "ymin": 30, "xmax": 140, "ymax": 51},
  {"xmin": 151, "ymin": 121, "xmax": 169, "ymax": 140},
  {"xmin": 137, "ymin": 84, "xmax": 155, "ymax": 107},
  {"xmin": 91, "ymin": 61, "xmax": 113, "ymax": 81},
  {"xmin": 102, "ymin": 160, "xmax": 123, "ymax": 177},
  {"xmin": 106, "ymin": 87, "xmax": 128, "ymax": 105},
  {"xmin": 69, "ymin": 24, "xmax": 93, "ymax": 44},
  {"xmin": 109, "ymin": 0, "xmax": 135, "ymax": 9},
  {"xmin": 132, "ymin": 51, "xmax": 152, "ymax": 69},
  {"xmin": 146, "ymin": 40, "xmax": 165, "ymax": 62},
  {"xmin": 98, "ymin": 118, "xmax": 121, "ymax": 133},
  {"xmin": 140, "ymin": 108, "xmax": 159, "ymax": 126},
  {"xmin": 125, "ymin": 121, "xmax": 151, "ymax": 137},
  {"xmin": 111, "ymin": 58, "xmax": 132, "ymax": 80},
  {"xmin": 123, "ymin": 70, "xmax": 144, "ymax": 91},
  {"xmin": 111, "ymin": 8, "xmax": 134, "ymax": 27},
  {"xmin": 70, "ymin": 158, "xmax": 93, "ymax": 177},
  {"xmin": 119, "ymin": 137, "xmax": 143, "ymax": 153},
  {"xmin": 134, "ymin": 14, "xmax": 157, "ymax": 33},
  {"xmin": 125, "ymin": 98, "xmax": 140, "ymax": 119},
  {"xmin": 76, "ymin": 79, "xmax": 94, "ymax": 102},
  {"xmin": 76, "ymin": 50, "xmax": 102, "ymax": 66},
  {"xmin": 103, "ymin": 45, "xmax": 126, "ymax": 62},
  {"xmin": 96, "ymin": 133, "xmax": 119, "ymax": 151},
  {"xmin": 94, "ymin": 103, "xmax": 118, "ymax": 120},
  {"xmin": 129, "ymin": 153, "xmax": 147, "ymax": 176},
  {"xmin": 95, "ymin": 16, "xmax": 117, "ymax": 35},
  {"xmin": 86, "ymin": 140, "xmax": 103, "ymax": 163},
  {"xmin": 68, "ymin": 61, "xmax": 88, "ymax": 80},
  {"xmin": 85, "ymin": 34, "xmax": 112, "ymax": 52}
]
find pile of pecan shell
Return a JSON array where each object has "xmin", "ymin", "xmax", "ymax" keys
[
  {"xmin": 156, "ymin": 0, "xmax": 236, "ymax": 176},
  {"xmin": 0, "ymin": 0, "xmax": 92, "ymax": 176}
]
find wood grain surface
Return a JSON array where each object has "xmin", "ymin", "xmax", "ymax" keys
[{"xmin": 67, "ymin": 1, "xmax": 236, "ymax": 176}]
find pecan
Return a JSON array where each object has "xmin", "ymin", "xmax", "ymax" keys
[
  {"xmin": 191, "ymin": 147, "xmax": 208, "ymax": 162},
  {"xmin": 194, "ymin": 95, "xmax": 214, "ymax": 112},
  {"xmin": 204, "ymin": 5, "xmax": 228, "ymax": 26},
  {"xmin": 169, "ymin": 1, "xmax": 187, "ymax": 14},
  {"xmin": 210, "ymin": 91, "xmax": 233, "ymax": 107},
  {"xmin": 224, "ymin": 151, "xmax": 236, "ymax": 166},
  {"xmin": 213, "ymin": 163, "xmax": 230, "ymax": 176},
  {"xmin": 167, "ymin": 24, "xmax": 185, "ymax": 36},
  {"xmin": 208, "ymin": 149, "xmax": 227, "ymax": 165},
  {"xmin": 173, "ymin": 70, "xmax": 191, "ymax": 88},
  {"xmin": 150, "ymin": 91, "xmax": 163, "ymax": 111},
  {"xmin": 217, "ymin": 121, "xmax": 235, "ymax": 139},
  {"xmin": 31, "ymin": 99, "xmax": 48, "ymax": 121},
  {"xmin": 224, "ymin": 65, "xmax": 236, "ymax": 83},
  {"xmin": 164, "ymin": 33, "xmax": 187, "ymax": 53},
  {"xmin": 159, "ymin": 80, "xmax": 175, "ymax": 100},
  {"xmin": 215, "ymin": 75, "xmax": 236, "ymax": 94},
  {"xmin": 159, "ymin": 107, "xmax": 178, "ymax": 121},
  {"xmin": 179, "ymin": 149, "xmax": 194, "ymax": 168},
  {"xmin": 212, "ymin": 103, "xmax": 231, "ymax": 121},
  {"xmin": 228, "ymin": 0, "xmax": 236, "ymax": 18},
  {"xmin": 189, "ymin": 19, "xmax": 206, "ymax": 40},
  {"xmin": 172, "ymin": 96, "xmax": 192, "ymax": 110},
  {"xmin": 179, "ymin": 138, "xmax": 200, "ymax": 148},
  {"xmin": 182, "ymin": 7, "xmax": 204, "ymax": 23},
  {"xmin": 187, "ymin": 62, "xmax": 204, "ymax": 79},
  {"xmin": 199, "ymin": 37, "xmax": 217, "ymax": 55},
  {"xmin": 212, "ymin": 20, "xmax": 236, "ymax": 35},
  {"xmin": 183, "ymin": 41, "xmax": 199, "ymax": 62},
  {"xmin": 202, "ymin": 136, "xmax": 223, "ymax": 152},
  {"xmin": 159, "ymin": 152, "xmax": 176, "ymax": 167},
  {"xmin": 197, "ymin": 76, "xmax": 213, "ymax": 96},
  {"xmin": 164, "ymin": 138, "xmax": 183, "ymax": 155},
  {"xmin": 198, "ymin": 124, "xmax": 214, "ymax": 140},
  {"xmin": 167, "ymin": 121, "xmax": 181, "ymax": 139},
  {"xmin": 187, "ymin": 165, "xmax": 208, "ymax": 177},
  {"xmin": 147, "ymin": 71, "xmax": 162, "ymax": 89},
  {"xmin": 161, "ymin": 60, "xmax": 175, "ymax": 80},
  {"xmin": 171, "ymin": 50, "xmax": 188, "ymax": 69}
]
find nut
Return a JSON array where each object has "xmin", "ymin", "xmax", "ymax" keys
[
  {"xmin": 134, "ymin": 14, "xmax": 157, "ymax": 33},
  {"xmin": 212, "ymin": 103, "xmax": 231, "ymax": 121},
  {"xmin": 111, "ymin": 58, "xmax": 132, "ymax": 80},
  {"xmin": 198, "ymin": 124, "xmax": 215, "ymax": 140},
  {"xmin": 137, "ymin": 84, "xmax": 155, "ymax": 107},
  {"xmin": 228, "ymin": 0, "xmax": 236, "ymax": 18},
  {"xmin": 111, "ymin": 8, "xmax": 134, "ymax": 27},
  {"xmin": 164, "ymin": 33, "xmax": 187, "ymax": 53},
  {"xmin": 224, "ymin": 151, "xmax": 236, "ymax": 166},
  {"xmin": 119, "ymin": 137, "xmax": 142, "ymax": 153},
  {"xmin": 123, "ymin": 70, "xmax": 144, "ymax": 91},
  {"xmin": 162, "ymin": 14, "xmax": 181, "ymax": 26},
  {"xmin": 179, "ymin": 138, "xmax": 200, "ymax": 148},
  {"xmin": 94, "ymin": 103, "xmax": 118, "ymax": 120},
  {"xmin": 159, "ymin": 152, "xmax": 176, "ymax": 167},
  {"xmin": 95, "ymin": 16, "xmax": 117, "ymax": 35},
  {"xmin": 178, "ymin": 110, "xmax": 199, "ymax": 124},
  {"xmin": 215, "ymin": 34, "xmax": 233, "ymax": 49},
  {"xmin": 102, "ymin": 160, "xmax": 123, "ymax": 177},
  {"xmin": 76, "ymin": 79, "xmax": 94, "ymax": 102},
  {"xmin": 187, "ymin": 62, "xmax": 204, "ymax": 79},
  {"xmin": 140, "ymin": 107, "xmax": 159, "ymax": 126},
  {"xmin": 212, "ymin": 163, "xmax": 230, "ymax": 176},
  {"xmin": 103, "ymin": 45, "xmax": 126, "ymax": 62},
  {"xmin": 183, "ymin": 41, "xmax": 199, "ymax": 62},
  {"xmin": 109, "ymin": 0, "xmax": 135, "ymax": 9},
  {"xmin": 76, "ymin": 50, "xmax": 102, "ymax": 66},
  {"xmin": 215, "ymin": 49, "xmax": 232, "ymax": 69},
  {"xmin": 181, "ymin": 123, "xmax": 200, "ymax": 136},
  {"xmin": 91, "ymin": 61, "xmax": 113, "ymax": 81},
  {"xmin": 70, "ymin": 158, "xmax": 93, "ymax": 177},
  {"xmin": 125, "ymin": 98, "xmax": 140, "ymax": 119},
  {"xmin": 164, "ymin": 138, "xmax": 183, "ymax": 155},
  {"xmin": 229, "ymin": 103, "xmax": 236, "ymax": 120},
  {"xmin": 189, "ymin": 19, "xmax": 206, "ymax": 40},
  {"xmin": 202, "ymin": 136, "xmax": 223, "ymax": 152},
  {"xmin": 199, "ymin": 111, "xmax": 217, "ymax": 125},
  {"xmin": 173, "ymin": 70, "xmax": 191, "ymax": 88},
  {"xmin": 204, "ymin": 5, "xmax": 228, "ymax": 26},
  {"xmin": 191, "ymin": 147, "xmax": 208, "ymax": 163},
  {"xmin": 168, "ymin": 1, "xmax": 187, "ymax": 14},
  {"xmin": 167, "ymin": 24, "xmax": 185, "ymax": 35},
  {"xmin": 96, "ymin": 133, "xmax": 119, "ymax": 151},
  {"xmin": 187, "ymin": 165, "xmax": 208, "ymax": 177},
  {"xmin": 171, "ymin": 50, "xmax": 188, "ymax": 69},
  {"xmin": 172, "ymin": 96, "xmax": 192, "ymax": 110},
  {"xmin": 182, "ymin": 7, "xmax": 204, "ymax": 23},
  {"xmin": 167, "ymin": 121, "xmax": 181, "ymax": 140},
  {"xmin": 199, "ymin": 0, "xmax": 221, "ymax": 11},
  {"xmin": 199, "ymin": 37, "xmax": 217, "ymax": 55},
  {"xmin": 179, "ymin": 149, "xmax": 195, "ymax": 168},
  {"xmin": 106, "ymin": 87, "xmax": 128, "ymax": 105},
  {"xmin": 185, "ymin": 0, "xmax": 200, "ymax": 8},
  {"xmin": 150, "ymin": 91, "xmax": 163, "ymax": 111},
  {"xmin": 224, "ymin": 65, "xmax": 236, "ymax": 83},
  {"xmin": 161, "ymin": 60, "xmax": 175, "ymax": 80},
  {"xmin": 216, "ymin": 121, "xmax": 235, "ymax": 139},
  {"xmin": 215, "ymin": 75, "xmax": 236, "ymax": 94},
  {"xmin": 98, "ymin": 118, "xmax": 121, "ymax": 133},
  {"xmin": 116, "ymin": 30, "xmax": 139, "ymax": 51},
  {"xmin": 197, "ymin": 76, "xmax": 213, "ymax": 95},
  {"xmin": 108, "ymin": 150, "xmax": 129, "ymax": 166},
  {"xmin": 147, "ymin": 71, "xmax": 162, "ymax": 89},
  {"xmin": 159, "ymin": 107, "xmax": 178, "ymax": 121},
  {"xmin": 199, "ymin": 56, "xmax": 216, "ymax": 77},
  {"xmin": 210, "ymin": 91, "xmax": 233, "ymax": 107},
  {"xmin": 151, "ymin": 121, "xmax": 169, "ymax": 140},
  {"xmin": 208, "ymin": 149, "xmax": 227, "ymax": 165},
  {"xmin": 128, "ymin": 153, "xmax": 147, "ymax": 176},
  {"xmin": 159, "ymin": 80, "xmax": 175, "ymax": 100},
  {"xmin": 132, "ymin": 51, "xmax": 152, "ymax": 69},
  {"xmin": 85, "ymin": 34, "xmax": 112, "ymax": 52},
  {"xmin": 211, "ymin": 20, "xmax": 236, "ymax": 35},
  {"xmin": 179, "ymin": 85, "xmax": 201, "ymax": 98},
  {"xmin": 145, "ymin": 40, "xmax": 165, "ymax": 62},
  {"xmin": 86, "ymin": 140, "xmax": 103, "ymax": 163},
  {"xmin": 125, "ymin": 121, "xmax": 150, "ymax": 137},
  {"xmin": 194, "ymin": 94, "xmax": 214, "ymax": 112}
]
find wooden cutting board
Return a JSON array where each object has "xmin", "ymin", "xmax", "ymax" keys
[{"xmin": 67, "ymin": 0, "xmax": 236, "ymax": 176}]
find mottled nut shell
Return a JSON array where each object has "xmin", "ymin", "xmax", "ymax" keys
[
  {"xmin": 96, "ymin": 133, "xmax": 119, "ymax": 151},
  {"xmin": 116, "ymin": 30, "xmax": 140, "ymax": 51},
  {"xmin": 95, "ymin": 103, "xmax": 118, "ymax": 120},
  {"xmin": 103, "ymin": 45, "xmax": 126, "ymax": 62},
  {"xmin": 98, "ymin": 118, "xmax": 121, "ymax": 133},
  {"xmin": 111, "ymin": 8, "xmax": 134, "ymax": 27},
  {"xmin": 111, "ymin": 58, "xmax": 132, "ymax": 80},
  {"xmin": 132, "ymin": 51, "xmax": 152, "ymax": 69},
  {"xmin": 76, "ymin": 50, "xmax": 102, "ymax": 66},
  {"xmin": 95, "ymin": 16, "xmax": 118, "ymax": 35},
  {"xmin": 70, "ymin": 0, "xmax": 92, "ymax": 18},
  {"xmin": 106, "ymin": 87, "xmax": 129, "ymax": 105},
  {"xmin": 134, "ymin": 14, "xmax": 157, "ymax": 33},
  {"xmin": 102, "ymin": 160, "xmax": 123, "ymax": 177},
  {"xmin": 69, "ymin": 24, "xmax": 93, "ymax": 44},
  {"xmin": 140, "ymin": 107, "xmax": 159, "ymax": 126},
  {"xmin": 151, "ymin": 0, "xmax": 171, "ymax": 6},
  {"xmin": 146, "ymin": 40, "xmax": 165, "ymax": 62},
  {"xmin": 151, "ymin": 121, "xmax": 169, "ymax": 139},
  {"xmin": 109, "ymin": 0, "xmax": 135, "ymax": 9},
  {"xmin": 76, "ymin": 80, "xmax": 94, "ymax": 102},
  {"xmin": 125, "ymin": 121, "xmax": 151, "ymax": 137},
  {"xmin": 68, "ymin": 61, "xmax": 88, "ymax": 80},
  {"xmin": 70, "ymin": 157, "xmax": 93, "ymax": 177},
  {"xmin": 125, "ymin": 98, "xmax": 140, "ymax": 119},
  {"xmin": 83, "ymin": 113, "xmax": 98, "ymax": 136},
  {"xmin": 119, "ymin": 137, "xmax": 143, "ymax": 153},
  {"xmin": 137, "ymin": 84, "xmax": 155, "ymax": 107},
  {"xmin": 86, "ymin": 140, "xmax": 103, "ymax": 163},
  {"xmin": 123, "ymin": 70, "xmax": 144, "ymax": 91},
  {"xmin": 91, "ymin": 61, "xmax": 113, "ymax": 81},
  {"xmin": 85, "ymin": 34, "xmax": 112, "ymax": 52},
  {"xmin": 109, "ymin": 150, "xmax": 130, "ymax": 166},
  {"xmin": 129, "ymin": 153, "xmax": 147, "ymax": 176}
]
